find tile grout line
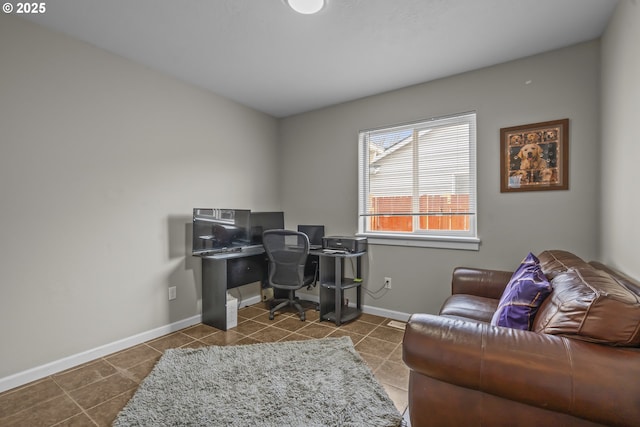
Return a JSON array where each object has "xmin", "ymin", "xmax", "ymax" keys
[{"xmin": 52, "ymin": 378, "xmax": 100, "ymax": 427}]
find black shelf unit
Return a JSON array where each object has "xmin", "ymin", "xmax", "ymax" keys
[{"xmin": 316, "ymin": 251, "xmax": 365, "ymax": 326}]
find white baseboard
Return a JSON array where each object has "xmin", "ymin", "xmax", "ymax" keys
[
  {"xmin": 0, "ymin": 295, "xmax": 409, "ymax": 394},
  {"xmin": 0, "ymin": 314, "xmax": 202, "ymax": 394},
  {"xmin": 237, "ymin": 294, "xmax": 262, "ymax": 308},
  {"xmin": 361, "ymin": 305, "xmax": 411, "ymax": 322},
  {"xmin": 295, "ymin": 292, "xmax": 411, "ymax": 322}
]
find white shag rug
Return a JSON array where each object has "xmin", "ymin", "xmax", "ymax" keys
[{"xmin": 113, "ymin": 336, "xmax": 402, "ymax": 426}]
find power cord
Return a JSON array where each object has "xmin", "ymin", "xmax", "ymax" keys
[
  {"xmin": 348, "ymin": 256, "xmax": 390, "ymax": 300},
  {"xmin": 307, "ymin": 258, "xmax": 319, "ymax": 290},
  {"xmin": 363, "ymin": 281, "xmax": 390, "ymax": 299}
]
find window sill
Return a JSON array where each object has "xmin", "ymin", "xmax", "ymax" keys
[{"xmin": 357, "ymin": 233, "xmax": 480, "ymax": 251}]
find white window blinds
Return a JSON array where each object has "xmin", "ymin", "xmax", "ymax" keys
[{"xmin": 358, "ymin": 112, "xmax": 477, "ymax": 245}]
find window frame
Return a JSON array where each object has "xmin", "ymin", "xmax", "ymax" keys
[{"xmin": 357, "ymin": 111, "xmax": 480, "ymax": 251}]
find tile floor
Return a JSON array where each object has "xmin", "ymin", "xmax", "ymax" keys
[{"xmin": 0, "ymin": 303, "xmax": 409, "ymax": 426}]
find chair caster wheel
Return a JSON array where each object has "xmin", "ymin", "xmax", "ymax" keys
[
  {"xmin": 300, "ymin": 314, "xmax": 306, "ymax": 321},
  {"xmin": 269, "ymin": 313, "xmax": 274, "ymax": 320}
]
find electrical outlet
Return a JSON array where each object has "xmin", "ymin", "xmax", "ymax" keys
[
  {"xmin": 168, "ymin": 286, "xmax": 177, "ymax": 300},
  {"xmin": 384, "ymin": 277, "xmax": 392, "ymax": 289}
]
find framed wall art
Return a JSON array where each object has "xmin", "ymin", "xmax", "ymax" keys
[{"xmin": 500, "ymin": 118, "xmax": 569, "ymax": 192}]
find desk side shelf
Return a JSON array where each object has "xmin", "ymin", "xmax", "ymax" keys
[
  {"xmin": 322, "ymin": 306, "xmax": 361, "ymax": 324},
  {"xmin": 317, "ymin": 252, "xmax": 365, "ymax": 326}
]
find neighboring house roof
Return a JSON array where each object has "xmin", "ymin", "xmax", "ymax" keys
[{"xmin": 370, "ymin": 131, "xmax": 413, "ymax": 164}]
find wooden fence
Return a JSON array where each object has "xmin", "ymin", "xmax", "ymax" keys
[{"xmin": 370, "ymin": 195, "xmax": 470, "ymax": 232}]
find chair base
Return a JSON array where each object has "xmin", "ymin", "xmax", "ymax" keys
[{"xmin": 269, "ymin": 290, "xmax": 317, "ymax": 321}]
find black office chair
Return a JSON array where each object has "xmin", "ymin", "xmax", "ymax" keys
[{"xmin": 263, "ymin": 229, "xmax": 316, "ymax": 321}]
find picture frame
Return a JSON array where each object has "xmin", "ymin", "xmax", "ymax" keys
[{"xmin": 500, "ymin": 118, "xmax": 569, "ymax": 192}]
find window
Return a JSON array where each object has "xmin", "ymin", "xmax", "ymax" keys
[{"xmin": 358, "ymin": 111, "xmax": 478, "ymax": 250}]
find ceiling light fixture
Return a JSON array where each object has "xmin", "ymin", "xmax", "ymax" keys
[{"xmin": 286, "ymin": 0, "xmax": 325, "ymax": 15}]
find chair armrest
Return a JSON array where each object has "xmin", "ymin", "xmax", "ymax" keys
[
  {"xmin": 451, "ymin": 267, "xmax": 513, "ymax": 299},
  {"xmin": 403, "ymin": 313, "xmax": 640, "ymax": 426}
]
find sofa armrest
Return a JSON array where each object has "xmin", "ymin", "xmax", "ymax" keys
[
  {"xmin": 451, "ymin": 267, "xmax": 512, "ymax": 299},
  {"xmin": 403, "ymin": 313, "xmax": 640, "ymax": 426}
]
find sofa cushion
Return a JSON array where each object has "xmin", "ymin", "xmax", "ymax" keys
[
  {"xmin": 533, "ymin": 267, "xmax": 640, "ymax": 346},
  {"xmin": 537, "ymin": 250, "xmax": 591, "ymax": 279},
  {"xmin": 439, "ymin": 294, "xmax": 498, "ymax": 323},
  {"xmin": 490, "ymin": 253, "xmax": 552, "ymax": 330},
  {"xmin": 590, "ymin": 261, "xmax": 640, "ymax": 297}
]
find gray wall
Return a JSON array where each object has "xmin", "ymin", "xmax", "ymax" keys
[
  {"xmin": 281, "ymin": 41, "xmax": 601, "ymax": 316},
  {"xmin": 600, "ymin": 0, "xmax": 640, "ymax": 278},
  {"xmin": 0, "ymin": 15, "xmax": 279, "ymax": 378}
]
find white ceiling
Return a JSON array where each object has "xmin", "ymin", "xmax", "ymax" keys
[{"xmin": 23, "ymin": 0, "xmax": 618, "ymax": 118}]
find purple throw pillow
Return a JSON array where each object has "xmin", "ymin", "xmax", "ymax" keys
[{"xmin": 490, "ymin": 253, "xmax": 552, "ymax": 330}]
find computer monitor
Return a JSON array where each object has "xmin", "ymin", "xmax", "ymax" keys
[
  {"xmin": 192, "ymin": 208, "xmax": 251, "ymax": 255},
  {"xmin": 297, "ymin": 225, "xmax": 325, "ymax": 249},
  {"xmin": 250, "ymin": 211, "xmax": 285, "ymax": 244}
]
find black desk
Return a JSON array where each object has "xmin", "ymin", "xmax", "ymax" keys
[{"xmin": 199, "ymin": 246, "xmax": 364, "ymax": 330}]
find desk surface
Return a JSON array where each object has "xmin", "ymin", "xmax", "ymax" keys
[
  {"xmin": 197, "ymin": 245, "xmax": 265, "ymax": 260},
  {"xmin": 196, "ymin": 246, "xmax": 365, "ymax": 260}
]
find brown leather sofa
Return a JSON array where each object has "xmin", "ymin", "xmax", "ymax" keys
[{"xmin": 402, "ymin": 250, "xmax": 640, "ymax": 427}]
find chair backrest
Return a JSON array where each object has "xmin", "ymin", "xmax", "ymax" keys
[{"xmin": 263, "ymin": 229, "xmax": 310, "ymax": 288}]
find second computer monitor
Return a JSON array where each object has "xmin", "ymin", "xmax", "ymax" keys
[
  {"xmin": 298, "ymin": 225, "xmax": 325, "ymax": 249},
  {"xmin": 250, "ymin": 211, "xmax": 285, "ymax": 244}
]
